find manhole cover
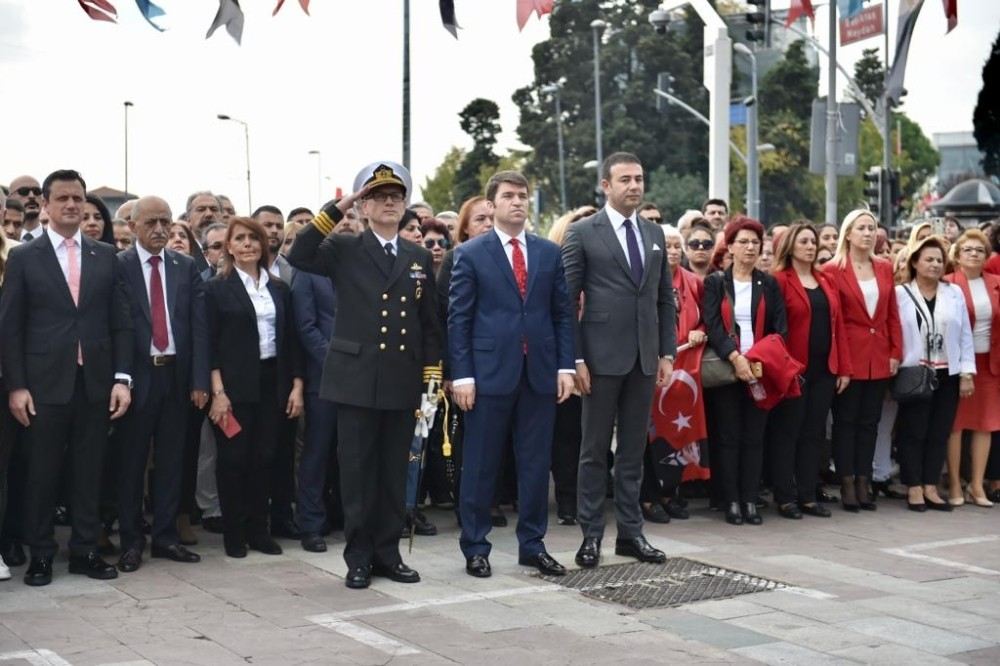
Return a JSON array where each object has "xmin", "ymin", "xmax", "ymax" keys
[{"xmin": 540, "ymin": 558, "xmax": 786, "ymax": 610}]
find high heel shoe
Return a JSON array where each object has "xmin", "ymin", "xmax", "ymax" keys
[
  {"xmin": 724, "ymin": 502, "xmax": 743, "ymax": 525},
  {"xmin": 924, "ymin": 495, "xmax": 953, "ymax": 512},
  {"xmin": 856, "ymin": 477, "xmax": 877, "ymax": 511},
  {"xmin": 948, "ymin": 495, "xmax": 965, "ymax": 507},
  {"xmin": 872, "ymin": 480, "xmax": 906, "ymax": 500},
  {"xmin": 966, "ymin": 490, "xmax": 994, "ymax": 508},
  {"xmin": 840, "ymin": 477, "xmax": 859, "ymax": 513}
]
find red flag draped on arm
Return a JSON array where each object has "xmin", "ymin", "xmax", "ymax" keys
[{"xmin": 650, "ymin": 345, "xmax": 710, "ymax": 482}]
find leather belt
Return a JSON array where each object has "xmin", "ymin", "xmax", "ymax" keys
[{"xmin": 151, "ymin": 355, "xmax": 176, "ymax": 367}]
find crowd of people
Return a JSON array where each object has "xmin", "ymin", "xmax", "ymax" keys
[{"xmin": 0, "ymin": 154, "xmax": 997, "ymax": 590}]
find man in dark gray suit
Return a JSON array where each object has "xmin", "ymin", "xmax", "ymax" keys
[{"xmin": 561, "ymin": 152, "xmax": 677, "ymax": 569}]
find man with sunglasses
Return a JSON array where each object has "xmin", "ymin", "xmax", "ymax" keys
[
  {"xmin": 288, "ymin": 161, "xmax": 441, "ymax": 590},
  {"xmin": 7, "ymin": 176, "xmax": 43, "ymax": 242}
]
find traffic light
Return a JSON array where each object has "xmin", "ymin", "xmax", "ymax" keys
[
  {"xmin": 863, "ymin": 167, "xmax": 883, "ymax": 220},
  {"xmin": 746, "ymin": 0, "xmax": 768, "ymax": 44},
  {"xmin": 656, "ymin": 72, "xmax": 675, "ymax": 113},
  {"xmin": 887, "ymin": 169, "xmax": 902, "ymax": 225}
]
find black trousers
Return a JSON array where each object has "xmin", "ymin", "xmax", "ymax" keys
[
  {"xmin": 897, "ymin": 371, "xmax": 960, "ymax": 487},
  {"xmin": 831, "ymin": 378, "xmax": 889, "ymax": 478},
  {"xmin": 117, "ymin": 364, "xmax": 188, "ymax": 551},
  {"xmin": 212, "ymin": 360, "xmax": 280, "ymax": 547},
  {"xmin": 0, "ymin": 389, "xmax": 14, "ymax": 547},
  {"xmin": 24, "ymin": 369, "xmax": 109, "ymax": 558},
  {"xmin": 768, "ymin": 370, "xmax": 837, "ymax": 504},
  {"xmin": 705, "ymin": 382, "xmax": 768, "ymax": 504},
  {"xmin": 551, "ymin": 394, "xmax": 582, "ymax": 514},
  {"xmin": 336, "ymin": 403, "xmax": 412, "ymax": 569},
  {"xmin": 180, "ymin": 403, "xmax": 206, "ymax": 516},
  {"xmin": 269, "ymin": 416, "xmax": 298, "ymax": 526}
]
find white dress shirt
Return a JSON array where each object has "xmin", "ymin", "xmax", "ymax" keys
[
  {"xmin": 20, "ymin": 225, "xmax": 43, "ymax": 242},
  {"xmin": 604, "ymin": 204, "xmax": 645, "ymax": 269},
  {"xmin": 136, "ymin": 244, "xmax": 177, "ymax": 356},
  {"xmin": 372, "ymin": 230, "xmax": 398, "ymax": 256},
  {"xmin": 235, "ymin": 267, "xmax": 277, "ymax": 360}
]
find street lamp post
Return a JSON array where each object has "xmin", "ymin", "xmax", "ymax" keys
[
  {"xmin": 540, "ymin": 83, "xmax": 568, "ymax": 213},
  {"xmin": 123, "ymin": 101, "xmax": 133, "ymax": 195},
  {"xmin": 217, "ymin": 114, "xmax": 252, "ymax": 213},
  {"xmin": 591, "ymin": 19, "xmax": 606, "ymax": 197},
  {"xmin": 308, "ymin": 150, "xmax": 322, "ymax": 209},
  {"xmin": 733, "ymin": 43, "xmax": 760, "ymax": 219}
]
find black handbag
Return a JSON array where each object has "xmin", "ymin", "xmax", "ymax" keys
[
  {"xmin": 702, "ymin": 288, "xmax": 737, "ymax": 388},
  {"xmin": 891, "ymin": 286, "xmax": 939, "ymax": 403}
]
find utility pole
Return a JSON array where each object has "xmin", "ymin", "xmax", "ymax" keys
[{"xmin": 825, "ymin": 2, "xmax": 838, "ymax": 225}]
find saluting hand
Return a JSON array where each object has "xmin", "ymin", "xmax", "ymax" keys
[{"xmin": 335, "ymin": 185, "xmax": 371, "ymax": 215}]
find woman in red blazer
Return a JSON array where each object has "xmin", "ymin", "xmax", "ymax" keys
[
  {"xmin": 768, "ymin": 224, "xmax": 853, "ymax": 519},
  {"xmin": 822, "ymin": 210, "xmax": 902, "ymax": 512},
  {"xmin": 946, "ymin": 229, "xmax": 1000, "ymax": 507}
]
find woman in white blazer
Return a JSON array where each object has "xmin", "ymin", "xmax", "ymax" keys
[{"xmin": 895, "ymin": 235, "xmax": 975, "ymax": 512}]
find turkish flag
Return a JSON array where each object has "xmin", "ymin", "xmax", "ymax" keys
[
  {"xmin": 786, "ymin": 0, "xmax": 815, "ymax": 27},
  {"xmin": 517, "ymin": 0, "xmax": 555, "ymax": 31},
  {"xmin": 650, "ymin": 345, "xmax": 710, "ymax": 482}
]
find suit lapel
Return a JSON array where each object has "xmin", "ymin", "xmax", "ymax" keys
[
  {"xmin": 35, "ymin": 234, "xmax": 75, "ymax": 309},
  {"xmin": 266, "ymin": 280, "xmax": 284, "ymax": 351},
  {"xmin": 164, "ymin": 250, "xmax": 181, "ymax": 322},
  {"xmin": 486, "ymin": 232, "xmax": 520, "ymax": 298},
  {"xmin": 845, "ymin": 261, "xmax": 872, "ymax": 323},
  {"xmin": 386, "ymin": 240, "xmax": 410, "ymax": 289},
  {"xmin": 362, "ymin": 229, "xmax": 391, "ymax": 278},
  {"xmin": 226, "ymin": 272, "xmax": 256, "ymax": 327},
  {"xmin": 638, "ymin": 219, "xmax": 655, "ymax": 290},
  {"xmin": 126, "ymin": 248, "xmax": 151, "ymax": 324},
  {"xmin": 750, "ymin": 269, "xmax": 764, "ymax": 334},
  {"xmin": 79, "ymin": 236, "xmax": 97, "ymax": 309},
  {"xmin": 525, "ymin": 234, "xmax": 541, "ymax": 300},
  {"xmin": 595, "ymin": 214, "xmax": 633, "ymax": 285},
  {"xmin": 787, "ymin": 269, "xmax": 810, "ymax": 314}
]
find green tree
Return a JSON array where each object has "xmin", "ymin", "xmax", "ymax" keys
[
  {"xmin": 421, "ymin": 146, "xmax": 464, "ymax": 213},
  {"xmin": 454, "ymin": 98, "xmax": 502, "ymax": 203},
  {"xmin": 973, "ymin": 29, "xmax": 1000, "ymax": 177},
  {"xmin": 643, "ymin": 167, "xmax": 706, "ymax": 226},
  {"xmin": 851, "ymin": 47, "xmax": 884, "ymax": 111}
]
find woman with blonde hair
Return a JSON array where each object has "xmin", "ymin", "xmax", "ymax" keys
[
  {"xmin": 945, "ymin": 229, "xmax": 999, "ymax": 507},
  {"xmin": 822, "ymin": 209, "xmax": 902, "ymax": 512},
  {"xmin": 548, "ymin": 206, "xmax": 597, "ymax": 246}
]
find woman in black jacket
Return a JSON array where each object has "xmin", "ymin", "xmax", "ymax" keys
[
  {"xmin": 703, "ymin": 217, "xmax": 788, "ymax": 526},
  {"xmin": 204, "ymin": 217, "xmax": 304, "ymax": 558}
]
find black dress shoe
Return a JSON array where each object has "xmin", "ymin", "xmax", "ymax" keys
[
  {"xmin": 519, "ymin": 551, "xmax": 566, "ymax": 576},
  {"xmin": 907, "ymin": 501, "xmax": 927, "ymax": 512},
  {"xmin": 490, "ymin": 506, "xmax": 508, "ymax": 527},
  {"xmin": 248, "ymin": 536, "xmax": 283, "ymax": 555},
  {"xmin": 872, "ymin": 480, "xmax": 906, "ymax": 500},
  {"xmin": 68, "ymin": 553, "xmax": 118, "ymax": 580},
  {"xmin": 742, "ymin": 502, "xmax": 763, "ymax": 526},
  {"xmin": 664, "ymin": 500, "xmax": 690, "ymax": 520},
  {"xmin": 816, "ymin": 488, "xmax": 838, "ymax": 503},
  {"xmin": 466, "ymin": 554, "xmax": 491, "ymax": 578},
  {"xmin": 777, "ymin": 503, "xmax": 802, "ymax": 520},
  {"xmin": 225, "ymin": 543, "xmax": 248, "ymax": 558},
  {"xmin": 615, "ymin": 536, "xmax": 667, "ymax": 563},
  {"xmin": 300, "ymin": 534, "xmax": 327, "ymax": 553},
  {"xmin": 405, "ymin": 509, "xmax": 438, "ymax": 536},
  {"xmin": 925, "ymin": 497, "xmax": 953, "ymax": 512},
  {"xmin": 800, "ymin": 502, "xmax": 831, "ymax": 518},
  {"xmin": 53, "ymin": 505, "xmax": 70, "ymax": 526},
  {"xmin": 151, "ymin": 544, "xmax": 201, "ymax": 563},
  {"xmin": 345, "ymin": 565, "xmax": 372, "ymax": 589},
  {"xmin": 270, "ymin": 518, "xmax": 301, "ymax": 540},
  {"xmin": 372, "ymin": 562, "xmax": 421, "ymax": 583},
  {"xmin": 117, "ymin": 548, "xmax": 143, "ymax": 572},
  {"xmin": 557, "ymin": 512, "xmax": 577, "ymax": 526},
  {"xmin": 725, "ymin": 502, "xmax": 744, "ymax": 525},
  {"xmin": 2, "ymin": 542, "xmax": 26, "ymax": 567},
  {"xmin": 641, "ymin": 502, "xmax": 671, "ymax": 524},
  {"xmin": 201, "ymin": 517, "xmax": 224, "ymax": 534},
  {"xmin": 24, "ymin": 557, "xmax": 53, "ymax": 586},
  {"xmin": 575, "ymin": 537, "xmax": 601, "ymax": 568}
]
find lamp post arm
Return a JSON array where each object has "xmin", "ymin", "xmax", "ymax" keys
[{"xmin": 653, "ymin": 89, "xmax": 747, "ymax": 164}]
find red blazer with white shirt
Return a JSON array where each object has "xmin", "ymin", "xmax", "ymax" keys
[
  {"xmin": 946, "ymin": 270, "xmax": 1000, "ymax": 375},
  {"xmin": 773, "ymin": 267, "xmax": 852, "ymax": 377},
  {"xmin": 822, "ymin": 257, "xmax": 901, "ymax": 380}
]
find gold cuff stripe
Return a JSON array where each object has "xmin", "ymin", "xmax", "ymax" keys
[{"xmin": 312, "ymin": 211, "xmax": 335, "ymax": 235}]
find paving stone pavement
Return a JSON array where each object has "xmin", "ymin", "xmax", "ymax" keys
[{"xmin": 1, "ymin": 498, "xmax": 998, "ymax": 665}]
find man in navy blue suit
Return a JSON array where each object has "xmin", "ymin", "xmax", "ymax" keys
[{"xmin": 449, "ymin": 171, "xmax": 575, "ymax": 578}]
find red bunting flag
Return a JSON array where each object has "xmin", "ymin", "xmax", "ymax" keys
[
  {"xmin": 517, "ymin": 0, "xmax": 554, "ymax": 31},
  {"xmin": 941, "ymin": 0, "xmax": 957, "ymax": 33},
  {"xmin": 78, "ymin": 0, "xmax": 117, "ymax": 22},
  {"xmin": 650, "ymin": 345, "xmax": 709, "ymax": 482},
  {"xmin": 785, "ymin": 0, "xmax": 815, "ymax": 27},
  {"xmin": 273, "ymin": 0, "xmax": 310, "ymax": 16}
]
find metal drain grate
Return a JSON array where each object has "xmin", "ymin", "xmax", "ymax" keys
[{"xmin": 540, "ymin": 558, "xmax": 786, "ymax": 610}]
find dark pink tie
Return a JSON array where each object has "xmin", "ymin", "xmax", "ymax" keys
[{"xmin": 149, "ymin": 256, "xmax": 168, "ymax": 352}]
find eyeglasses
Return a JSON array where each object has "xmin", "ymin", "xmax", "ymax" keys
[
  {"xmin": 423, "ymin": 238, "xmax": 450, "ymax": 249},
  {"xmin": 15, "ymin": 187, "xmax": 41, "ymax": 197},
  {"xmin": 687, "ymin": 239, "xmax": 714, "ymax": 251},
  {"xmin": 204, "ymin": 242, "xmax": 224, "ymax": 251},
  {"xmin": 367, "ymin": 191, "xmax": 405, "ymax": 204}
]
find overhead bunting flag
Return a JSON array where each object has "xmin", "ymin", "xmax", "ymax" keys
[
  {"xmin": 78, "ymin": 0, "xmax": 117, "ymax": 23},
  {"xmin": 440, "ymin": 0, "xmax": 459, "ymax": 38},
  {"xmin": 942, "ymin": 0, "xmax": 957, "ymax": 33},
  {"xmin": 836, "ymin": 0, "xmax": 864, "ymax": 20},
  {"xmin": 273, "ymin": 0, "xmax": 310, "ymax": 16},
  {"xmin": 207, "ymin": 0, "xmax": 245, "ymax": 44},
  {"xmin": 135, "ymin": 0, "xmax": 165, "ymax": 31},
  {"xmin": 786, "ymin": 0, "xmax": 815, "ymax": 27},
  {"xmin": 517, "ymin": 0, "xmax": 554, "ymax": 31},
  {"xmin": 884, "ymin": 0, "xmax": 925, "ymax": 110}
]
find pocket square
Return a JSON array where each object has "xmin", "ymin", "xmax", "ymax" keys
[{"xmin": 651, "ymin": 243, "xmax": 661, "ymax": 251}]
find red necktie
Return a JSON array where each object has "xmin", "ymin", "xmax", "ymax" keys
[
  {"xmin": 511, "ymin": 237, "xmax": 527, "ymax": 299},
  {"xmin": 149, "ymin": 256, "xmax": 169, "ymax": 352}
]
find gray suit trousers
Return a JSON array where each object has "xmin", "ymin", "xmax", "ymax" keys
[{"xmin": 577, "ymin": 358, "xmax": 656, "ymax": 539}]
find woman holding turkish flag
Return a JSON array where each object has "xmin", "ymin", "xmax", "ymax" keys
[
  {"xmin": 644, "ymin": 226, "xmax": 707, "ymax": 523},
  {"xmin": 768, "ymin": 224, "xmax": 853, "ymax": 520}
]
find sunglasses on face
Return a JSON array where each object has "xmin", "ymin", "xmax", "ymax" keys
[
  {"xmin": 15, "ymin": 187, "xmax": 41, "ymax": 197},
  {"xmin": 687, "ymin": 239, "xmax": 714, "ymax": 251},
  {"xmin": 423, "ymin": 238, "xmax": 450, "ymax": 249}
]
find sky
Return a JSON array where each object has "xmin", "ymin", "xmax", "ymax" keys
[{"xmin": 0, "ymin": 0, "xmax": 995, "ymax": 218}]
